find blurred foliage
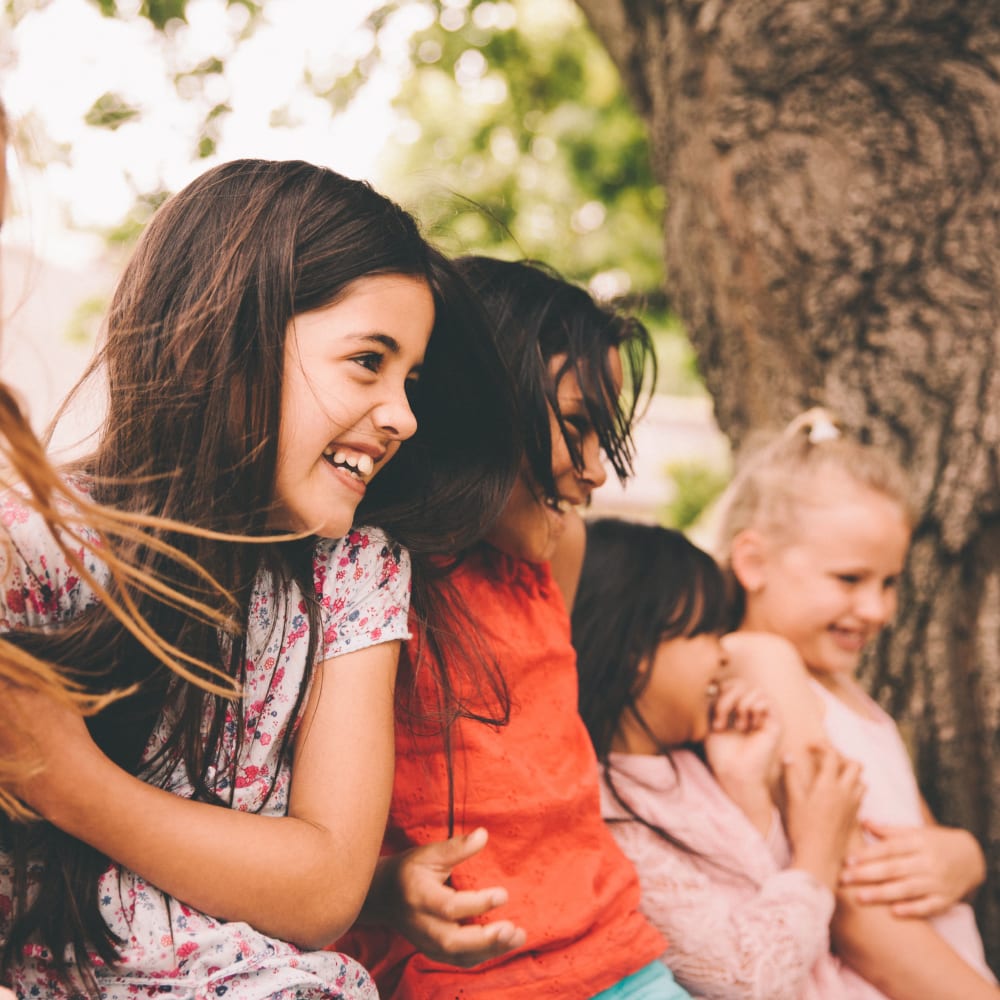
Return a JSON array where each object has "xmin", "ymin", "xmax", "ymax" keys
[
  {"xmin": 29, "ymin": 0, "xmax": 706, "ymax": 396},
  {"xmin": 103, "ymin": 186, "xmax": 172, "ymax": 245},
  {"xmin": 84, "ymin": 91, "xmax": 142, "ymax": 131},
  {"xmin": 369, "ymin": 0, "xmax": 665, "ymax": 300},
  {"xmin": 83, "ymin": 0, "xmax": 261, "ymax": 29},
  {"xmin": 65, "ymin": 294, "xmax": 109, "ymax": 345},
  {"xmin": 357, "ymin": 0, "xmax": 703, "ymax": 394},
  {"xmin": 661, "ymin": 459, "xmax": 730, "ymax": 531}
]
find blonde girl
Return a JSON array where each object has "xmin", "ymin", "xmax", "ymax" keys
[
  {"xmin": 573, "ymin": 517, "xmax": 880, "ymax": 1000},
  {"xmin": 717, "ymin": 408, "xmax": 997, "ymax": 998}
]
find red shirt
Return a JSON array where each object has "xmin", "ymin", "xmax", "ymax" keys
[{"xmin": 341, "ymin": 546, "xmax": 665, "ymax": 998}]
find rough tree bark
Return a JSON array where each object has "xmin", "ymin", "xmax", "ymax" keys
[{"xmin": 576, "ymin": 0, "xmax": 1000, "ymax": 971}]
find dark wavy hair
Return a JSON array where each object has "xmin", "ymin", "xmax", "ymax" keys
[
  {"xmin": 1, "ymin": 160, "xmax": 520, "ymax": 991},
  {"xmin": 400, "ymin": 259, "xmax": 658, "ymax": 828},
  {"xmin": 572, "ymin": 518, "xmax": 731, "ymax": 857},
  {"xmin": 454, "ymin": 257, "xmax": 656, "ymax": 498}
]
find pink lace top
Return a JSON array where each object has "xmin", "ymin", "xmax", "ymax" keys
[{"xmin": 602, "ymin": 750, "xmax": 888, "ymax": 1000}]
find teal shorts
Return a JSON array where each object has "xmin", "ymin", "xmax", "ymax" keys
[{"xmin": 591, "ymin": 961, "xmax": 692, "ymax": 1000}]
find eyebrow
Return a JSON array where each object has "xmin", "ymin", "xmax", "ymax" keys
[{"xmin": 353, "ymin": 332, "xmax": 403, "ymax": 354}]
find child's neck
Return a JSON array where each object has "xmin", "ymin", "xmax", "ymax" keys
[{"xmin": 808, "ymin": 669, "xmax": 878, "ymax": 719}]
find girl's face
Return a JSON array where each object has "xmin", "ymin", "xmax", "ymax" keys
[
  {"xmin": 486, "ymin": 349, "xmax": 620, "ymax": 563},
  {"xmin": 738, "ymin": 475, "xmax": 910, "ymax": 682},
  {"xmin": 271, "ymin": 273, "xmax": 433, "ymax": 539},
  {"xmin": 622, "ymin": 632, "xmax": 727, "ymax": 751}
]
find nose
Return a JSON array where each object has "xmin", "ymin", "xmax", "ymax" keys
[
  {"xmin": 581, "ymin": 434, "xmax": 608, "ymax": 490},
  {"xmin": 856, "ymin": 583, "xmax": 895, "ymax": 626},
  {"xmin": 373, "ymin": 381, "xmax": 418, "ymax": 442}
]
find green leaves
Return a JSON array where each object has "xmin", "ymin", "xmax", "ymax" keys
[
  {"xmin": 378, "ymin": 0, "xmax": 665, "ymax": 299},
  {"xmin": 83, "ymin": 92, "xmax": 142, "ymax": 130}
]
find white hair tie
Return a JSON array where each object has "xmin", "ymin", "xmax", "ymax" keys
[{"xmin": 807, "ymin": 417, "xmax": 841, "ymax": 444}]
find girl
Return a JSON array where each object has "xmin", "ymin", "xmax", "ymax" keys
[
  {"xmin": 574, "ymin": 517, "xmax": 887, "ymax": 1000},
  {"xmin": 0, "ymin": 158, "xmax": 519, "ymax": 998},
  {"xmin": 0, "ymin": 97, "xmax": 244, "ymax": 997},
  {"xmin": 341, "ymin": 258, "xmax": 694, "ymax": 998},
  {"xmin": 717, "ymin": 409, "xmax": 997, "ymax": 997}
]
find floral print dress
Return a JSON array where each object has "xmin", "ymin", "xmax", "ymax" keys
[{"xmin": 0, "ymin": 484, "xmax": 410, "ymax": 999}]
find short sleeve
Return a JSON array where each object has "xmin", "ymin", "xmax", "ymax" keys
[
  {"xmin": 0, "ymin": 486, "xmax": 106, "ymax": 633},
  {"xmin": 312, "ymin": 527, "xmax": 412, "ymax": 660}
]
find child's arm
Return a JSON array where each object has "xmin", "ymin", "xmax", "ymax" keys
[
  {"xmin": 840, "ymin": 798, "xmax": 986, "ymax": 916},
  {"xmin": 704, "ymin": 679, "xmax": 782, "ymax": 835},
  {"xmin": 832, "ymin": 882, "xmax": 999, "ymax": 998},
  {"xmin": 705, "ymin": 679, "xmax": 863, "ymax": 891},
  {"xmin": 6, "ymin": 640, "xmax": 399, "ymax": 950},
  {"xmin": 610, "ymin": 763, "xmax": 840, "ymax": 1000},
  {"xmin": 721, "ymin": 631, "xmax": 827, "ymax": 759},
  {"xmin": 356, "ymin": 828, "xmax": 527, "ymax": 966}
]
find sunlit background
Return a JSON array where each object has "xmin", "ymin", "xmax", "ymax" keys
[{"xmin": 1, "ymin": 0, "xmax": 730, "ymax": 527}]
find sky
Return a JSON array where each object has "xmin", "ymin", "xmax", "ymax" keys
[{"xmin": 2, "ymin": 0, "xmax": 431, "ymax": 265}]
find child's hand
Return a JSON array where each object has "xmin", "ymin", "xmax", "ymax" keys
[
  {"xmin": 705, "ymin": 679, "xmax": 782, "ymax": 833},
  {"xmin": 372, "ymin": 827, "xmax": 526, "ymax": 967},
  {"xmin": 839, "ymin": 821, "xmax": 986, "ymax": 916},
  {"xmin": 782, "ymin": 744, "xmax": 865, "ymax": 892},
  {"xmin": 0, "ymin": 680, "xmax": 101, "ymax": 817},
  {"xmin": 705, "ymin": 678, "xmax": 781, "ymax": 786}
]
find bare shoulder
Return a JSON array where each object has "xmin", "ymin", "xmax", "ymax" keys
[
  {"xmin": 722, "ymin": 631, "xmax": 825, "ymax": 751},
  {"xmin": 723, "ymin": 631, "xmax": 811, "ymax": 681}
]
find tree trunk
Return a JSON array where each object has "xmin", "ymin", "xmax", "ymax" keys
[{"xmin": 577, "ymin": 0, "xmax": 1000, "ymax": 971}]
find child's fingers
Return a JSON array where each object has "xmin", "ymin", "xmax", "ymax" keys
[
  {"xmin": 710, "ymin": 683, "xmax": 741, "ymax": 730},
  {"xmin": 420, "ymin": 882, "xmax": 511, "ymax": 923},
  {"xmin": 414, "ymin": 827, "xmax": 490, "ymax": 879},
  {"xmin": 890, "ymin": 895, "xmax": 949, "ymax": 919},
  {"xmin": 416, "ymin": 915, "xmax": 527, "ymax": 967},
  {"xmin": 711, "ymin": 679, "xmax": 770, "ymax": 731},
  {"xmin": 743, "ymin": 692, "xmax": 771, "ymax": 731}
]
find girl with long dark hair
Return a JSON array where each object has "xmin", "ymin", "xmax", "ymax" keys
[
  {"xmin": 342, "ymin": 259, "xmax": 694, "ymax": 999},
  {"xmin": 573, "ymin": 517, "xmax": 878, "ymax": 1000},
  {"xmin": 0, "ymin": 159, "xmax": 519, "ymax": 998}
]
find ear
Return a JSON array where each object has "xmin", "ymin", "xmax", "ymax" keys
[{"xmin": 729, "ymin": 529, "xmax": 768, "ymax": 593}]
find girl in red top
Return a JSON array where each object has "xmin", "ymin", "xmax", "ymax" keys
[{"xmin": 342, "ymin": 258, "xmax": 690, "ymax": 998}]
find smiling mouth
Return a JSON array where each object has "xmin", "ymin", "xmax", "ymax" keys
[
  {"xmin": 323, "ymin": 448, "xmax": 374, "ymax": 481},
  {"xmin": 829, "ymin": 626, "xmax": 868, "ymax": 650}
]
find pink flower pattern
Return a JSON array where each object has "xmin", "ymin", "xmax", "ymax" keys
[{"xmin": 0, "ymin": 484, "xmax": 411, "ymax": 999}]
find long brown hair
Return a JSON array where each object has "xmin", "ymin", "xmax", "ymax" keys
[
  {"xmin": 401, "ymin": 258, "xmax": 657, "ymax": 831},
  {"xmin": 2, "ymin": 159, "xmax": 519, "ymax": 989},
  {"xmin": 0, "ymin": 101, "xmax": 237, "ymax": 819}
]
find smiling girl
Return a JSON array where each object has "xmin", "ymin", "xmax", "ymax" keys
[
  {"xmin": 573, "ymin": 517, "xmax": 883, "ymax": 1000},
  {"xmin": 340, "ymin": 257, "xmax": 687, "ymax": 999},
  {"xmin": 717, "ymin": 409, "xmax": 996, "ymax": 997},
  {"xmin": 0, "ymin": 160, "xmax": 518, "ymax": 998}
]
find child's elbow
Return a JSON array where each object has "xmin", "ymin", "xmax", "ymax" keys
[{"xmin": 284, "ymin": 883, "xmax": 368, "ymax": 951}]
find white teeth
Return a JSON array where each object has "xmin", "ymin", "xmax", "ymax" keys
[{"xmin": 326, "ymin": 448, "xmax": 374, "ymax": 479}]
